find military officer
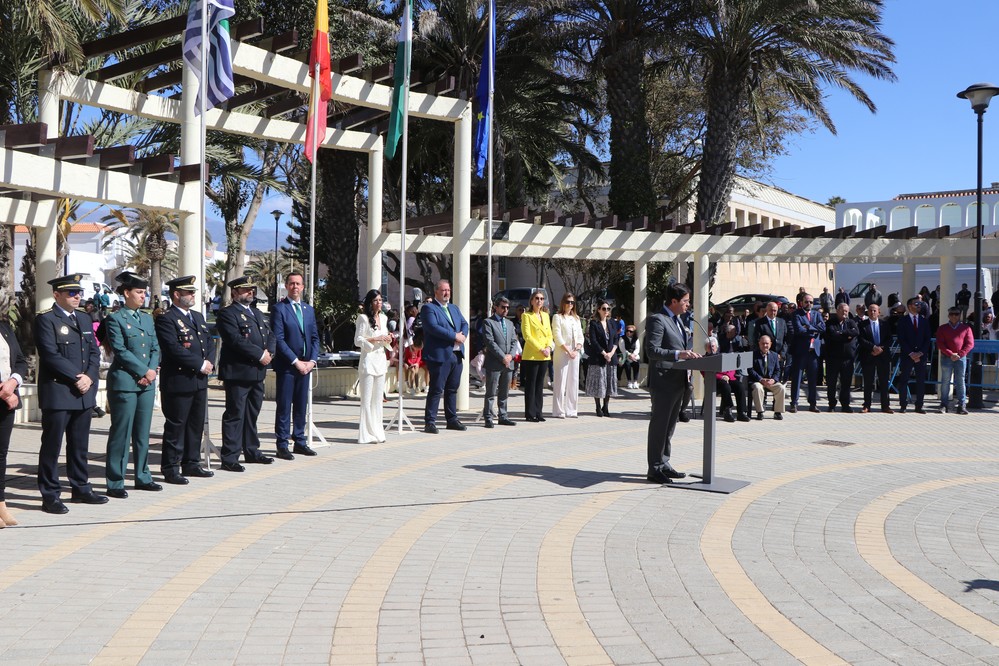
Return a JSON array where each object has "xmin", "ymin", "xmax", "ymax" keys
[
  {"xmin": 35, "ymin": 274, "xmax": 106, "ymax": 514},
  {"xmin": 104, "ymin": 272, "xmax": 161, "ymax": 498},
  {"xmin": 155, "ymin": 275, "xmax": 215, "ymax": 485},
  {"xmin": 217, "ymin": 276, "xmax": 274, "ymax": 471}
]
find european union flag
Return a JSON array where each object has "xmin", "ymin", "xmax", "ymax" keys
[{"xmin": 473, "ymin": 1, "xmax": 495, "ymax": 178}]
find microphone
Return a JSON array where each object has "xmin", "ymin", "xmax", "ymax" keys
[{"xmin": 688, "ymin": 315, "xmax": 711, "ymax": 350}]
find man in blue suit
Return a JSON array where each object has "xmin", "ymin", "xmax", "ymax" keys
[
  {"xmin": 895, "ymin": 296, "xmax": 931, "ymax": 413},
  {"xmin": 420, "ymin": 279, "xmax": 469, "ymax": 433},
  {"xmin": 788, "ymin": 292, "xmax": 825, "ymax": 413},
  {"xmin": 271, "ymin": 272, "xmax": 321, "ymax": 459}
]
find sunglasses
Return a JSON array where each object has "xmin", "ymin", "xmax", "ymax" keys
[
  {"xmin": 63, "ymin": 290, "xmax": 83, "ymax": 297},
  {"xmin": 533, "ymin": 296, "xmax": 545, "ymax": 301},
  {"xmin": 566, "ymin": 300, "xmax": 574, "ymax": 305},
  {"xmin": 600, "ymin": 306, "xmax": 611, "ymax": 311}
]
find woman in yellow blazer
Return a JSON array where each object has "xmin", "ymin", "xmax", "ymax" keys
[{"xmin": 520, "ymin": 290, "xmax": 554, "ymax": 422}]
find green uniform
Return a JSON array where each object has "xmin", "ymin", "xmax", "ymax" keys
[{"xmin": 104, "ymin": 307, "xmax": 160, "ymax": 489}]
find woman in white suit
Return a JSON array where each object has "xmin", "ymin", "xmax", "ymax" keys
[
  {"xmin": 551, "ymin": 293, "xmax": 584, "ymax": 418},
  {"xmin": 355, "ymin": 289, "xmax": 394, "ymax": 444}
]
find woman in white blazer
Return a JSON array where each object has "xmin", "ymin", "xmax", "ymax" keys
[
  {"xmin": 355, "ymin": 290, "xmax": 394, "ymax": 444},
  {"xmin": 551, "ymin": 293, "xmax": 585, "ymax": 418}
]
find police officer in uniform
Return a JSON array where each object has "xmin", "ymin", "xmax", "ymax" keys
[
  {"xmin": 217, "ymin": 276, "xmax": 274, "ymax": 471},
  {"xmin": 104, "ymin": 272, "xmax": 161, "ymax": 497},
  {"xmin": 155, "ymin": 275, "xmax": 215, "ymax": 484},
  {"xmin": 35, "ymin": 274, "xmax": 106, "ymax": 514}
]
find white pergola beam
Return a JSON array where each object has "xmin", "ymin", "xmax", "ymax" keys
[
  {"xmin": 0, "ymin": 148, "xmax": 199, "ymax": 213},
  {"xmin": 51, "ymin": 71, "xmax": 381, "ymax": 154},
  {"xmin": 231, "ymin": 42, "xmax": 468, "ymax": 122},
  {"xmin": 0, "ymin": 197, "xmax": 40, "ymax": 227}
]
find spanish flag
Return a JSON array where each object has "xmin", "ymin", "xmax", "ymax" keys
[{"xmin": 305, "ymin": 0, "xmax": 332, "ymax": 163}]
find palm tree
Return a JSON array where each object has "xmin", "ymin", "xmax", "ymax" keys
[
  {"xmin": 550, "ymin": 0, "xmax": 685, "ymax": 219},
  {"xmin": 102, "ymin": 208, "xmax": 193, "ymax": 301},
  {"xmin": 245, "ymin": 251, "xmax": 292, "ymax": 306},
  {"xmin": 683, "ymin": 0, "xmax": 895, "ymax": 224}
]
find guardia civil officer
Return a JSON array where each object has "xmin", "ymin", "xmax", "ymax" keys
[
  {"xmin": 35, "ymin": 274, "xmax": 106, "ymax": 514},
  {"xmin": 217, "ymin": 276, "xmax": 274, "ymax": 471},
  {"xmin": 104, "ymin": 272, "xmax": 161, "ymax": 497},
  {"xmin": 155, "ymin": 275, "xmax": 215, "ymax": 484}
]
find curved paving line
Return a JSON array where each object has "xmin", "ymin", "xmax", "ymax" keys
[
  {"xmin": 854, "ymin": 476, "xmax": 999, "ymax": 646},
  {"xmin": 95, "ymin": 425, "xmax": 645, "ymax": 663},
  {"xmin": 701, "ymin": 456, "xmax": 995, "ymax": 665}
]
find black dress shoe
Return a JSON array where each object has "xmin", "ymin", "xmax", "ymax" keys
[
  {"xmin": 164, "ymin": 473, "xmax": 189, "ymax": 485},
  {"xmin": 42, "ymin": 499, "xmax": 69, "ymax": 515},
  {"xmin": 220, "ymin": 461, "xmax": 245, "ymax": 473},
  {"xmin": 756, "ymin": 412, "xmax": 764, "ymax": 420},
  {"xmin": 71, "ymin": 491, "xmax": 109, "ymax": 505},
  {"xmin": 722, "ymin": 410, "xmax": 735, "ymax": 423},
  {"xmin": 483, "ymin": 420, "xmax": 494, "ymax": 428},
  {"xmin": 293, "ymin": 444, "xmax": 318, "ymax": 456},
  {"xmin": 245, "ymin": 454, "xmax": 274, "ymax": 464},
  {"xmin": 808, "ymin": 405, "xmax": 821, "ymax": 413},
  {"xmin": 537, "ymin": 416, "xmax": 547, "ymax": 422},
  {"xmin": 107, "ymin": 488, "xmax": 128, "ymax": 499},
  {"xmin": 646, "ymin": 469, "xmax": 674, "ymax": 484},
  {"xmin": 788, "ymin": 404, "xmax": 797, "ymax": 413},
  {"xmin": 677, "ymin": 412, "xmax": 690, "ymax": 422},
  {"xmin": 276, "ymin": 448, "xmax": 295, "ymax": 460},
  {"xmin": 446, "ymin": 421, "xmax": 467, "ymax": 431},
  {"xmin": 842, "ymin": 406, "xmax": 854, "ymax": 414},
  {"xmin": 661, "ymin": 463, "xmax": 686, "ymax": 479},
  {"xmin": 135, "ymin": 481, "xmax": 162, "ymax": 492},
  {"xmin": 424, "ymin": 424, "xmax": 439, "ymax": 434},
  {"xmin": 914, "ymin": 407, "xmax": 926, "ymax": 414},
  {"xmin": 774, "ymin": 412, "xmax": 783, "ymax": 420},
  {"xmin": 737, "ymin": 413, "xmax": 751, "ymax": 422},
  {"xmin": 498, "ymin": 418, "xmax": 517, "ymax": 426},
  {"xmin": 183, "ymin": 466, "xmax": 214, "ymax": 478}
]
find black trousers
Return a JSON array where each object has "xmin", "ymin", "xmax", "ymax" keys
[
  {"xmin": 862, "ymin": 357, "xmax": 891, "ymax": 410},
  {"xmin": 521, "ymin": 360, "xmax": 547, "ymax": 420},
  {"xmin": 647, "ymin": 371, "xmax": 685, "ymax": 471},
  {"xmin": 38, "ymin": 408, "xmax": 93, "ymax": 501},
  {"xmin": 160, "ymin": 389, "xmax": 207, "ymax": 475},
  {"xmin": 897, "ymin": 356, "xmax": 928, "ymax": 409},
  {"xmin": 717, "ymin": 378, "xmax": 747, "ymax": 415},
  {"xmin": 0, "ymin": 405, "xmax": 13, "ymax": 501},
  {"xmin": 221, "ymin": 380, "xmax": 264, "ymax": 463},
  {"xmin": 826, "ymin": 357, "xmax": 856, "ymax": 408}
]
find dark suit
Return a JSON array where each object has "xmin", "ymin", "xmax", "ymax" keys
[
  {"xmin": 218, "ymin": 303, "xmax": 272, "ymax": 463},
  {"xmin": 420, "ymin": 301, "xmax": 469, "ymax": 426},
  {"xmin": 645, "ymin": 311, "xmax": 689, "ymax": 472},
  {"xmin": 751, "ymin": 317, "xmax": 787, "ymax": 360},
  {"xmin": 156, "ymin": 305, "xmax": 216, "ymax": 476},
  {"xmin": 858, "ymin": 317, "xmax": 891, "ymax": 410},
  {"xmin": 481, "ymin": 314, "xmax": 517, "ymax": 421},
  {"xmin": 0, "ymin": 323, "xmax": 27, "ymax": 502},
  {"xmin": 271, "ymin": 299, "xmax": 321, "ymax": 450},
  {"xmin": 35, "ymin": 307, "xmax": 100, "ymax": 502},
  {"xmin": 823, "ymin": 315, "xmax": 859, "ymax": 410},
  {"xmin": 895, "ymin": 313, "xmax": 931, "ymax": 409},
  {"xmin": 788, "ymin": 309, "xmax": 825, "ymax": 407}
]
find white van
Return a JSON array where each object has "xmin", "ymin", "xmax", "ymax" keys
[{"xmin": 849, "ymin": 267, "xmax": 993, "ymax": 304}]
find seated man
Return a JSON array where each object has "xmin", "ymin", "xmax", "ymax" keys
[
  {"xmin": 703, "ymin": 336, "xmax": 749, "ymax": 422},
  {"xmin": 748, "ymin": 334, "xmax": 785, "ymax": 420}
]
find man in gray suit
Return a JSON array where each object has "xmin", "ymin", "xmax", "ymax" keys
[
  {"xmin": 481, "ymin": 296, "xmax": 518, "ymax": 428},
  {"xmin": 645, "ymin": 283, "xmax": 701, "ymax": 484}
]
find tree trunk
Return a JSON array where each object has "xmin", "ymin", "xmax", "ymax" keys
[
  {"xmin": 604, "ymin": 46, "xmax": 656, "ymax": 220},
  {"xmin": 696, "ymin": 67, "xmax": 745, "ymax": 224},
  {"xmin": 318, "ymin": 150, "xmax": 361, "ymax": 303}
]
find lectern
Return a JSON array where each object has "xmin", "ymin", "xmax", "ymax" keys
[{"xmin": 667, "ymin": 352, "xmax": 753, "ymax": 494}]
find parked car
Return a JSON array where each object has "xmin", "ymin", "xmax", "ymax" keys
[{"xmin": 713, "ymin": 293, "xmax": 789, "ymax": 317}]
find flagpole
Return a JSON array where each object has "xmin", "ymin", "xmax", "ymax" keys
[
  {"xmin": 307, "ymin": 62, "xmax": 328, "ymax": 449},
  {"xmin": 198, "ymin": 0, "xmax": 219, "ymax": 467},
  {"xmin": 485, "ymin": 0, "xmax": 495, "ymax": 311}
]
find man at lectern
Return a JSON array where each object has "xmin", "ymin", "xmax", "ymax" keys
[{"xmin": 644, "ymin": 283, "xmax": 700, "ymax": 485}]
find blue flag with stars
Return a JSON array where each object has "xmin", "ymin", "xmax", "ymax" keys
[{"xmin": 473, "ymin": 1, "xmax": 495, "ymax": 178}]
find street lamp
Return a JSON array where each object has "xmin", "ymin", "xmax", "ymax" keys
[
  {"xmin": 271, "ymin": 209, "xmax": 282, "ymax": 304},
  {"xmin": 956, "ymin": 82, "xmax": 999, "ymax": 409}
]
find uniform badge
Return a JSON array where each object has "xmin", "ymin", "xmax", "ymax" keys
[
  {"xmin": 127, "ymin": 324, "xmax": 132, "ymax": 329},
  {"xmin": 240, "ymin": 314, "xmax": 247, "ymax": 321},
  {"xmin": 60, "ymin": 325, "xmax": 69, "ymax": 335}
]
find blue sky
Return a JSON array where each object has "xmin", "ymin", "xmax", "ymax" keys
[{"xmin": 767, "ymin": 1, "xmax": 999, "ymax": 206}]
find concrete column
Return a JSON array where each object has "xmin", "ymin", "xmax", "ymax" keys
[
  {"xmin": 453, "ymin": 104, "xmax": 472, "ymax": 411},
  {"xmin": 633, "ymin": 257, "xmax": 648, "ymax": 369},
  {"xmin": 367, "ymin": 146, "xmax": 383, "ymax": 290},
  {"xmin": 939, "ymin": 255, "xmax": 956, "ymax": 318},
  {"xmin": 35, "ymin": 70, "xmax": 61, "ymax": 313},
  {"xmin": 179, "ymin": 62, "xmax": 204, "ymax": 304},
  {"xmin": 692, "ymin": 252, "xmax": 710, "ymax": 400},
  {"xmin": 901, "ymin": 262, "xmax": 916, "ymax": 301}
]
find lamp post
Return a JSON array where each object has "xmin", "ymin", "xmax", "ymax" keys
[
  {"xmin": 957, "ymin": 82, "xmax": 999, "ymax": 409},
  {"xmin": 271, "ymin": 209, "xmax": 282, "ymax": 305}
]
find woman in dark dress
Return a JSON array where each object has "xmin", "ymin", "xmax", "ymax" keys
[
  {"xmin": 0, "ymin": 322, "xmax": 27, "ymax": 527},
  {"xmin": 584, "ymin": 299, "xmax": 620, "ymax": 416}
]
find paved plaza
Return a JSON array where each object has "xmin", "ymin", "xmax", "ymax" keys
[{"xmin": 1, "ymin": 384, "xmax": 998, "ymax": 665}]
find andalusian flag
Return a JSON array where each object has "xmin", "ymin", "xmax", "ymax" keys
[
  {"xmin": 182, "ymin": 0, "xmax": 236, "ymax": 112},
  {"xmin": 305, "ymin": 0, "xmax": 332, "ymax": 162},
  {"xmin": 385, "ymin": 0, "xmax": 412, "ymax": 160},
  {"xmin": 473, "ymin": 0, "xmax": 495, "ymax": 178}
]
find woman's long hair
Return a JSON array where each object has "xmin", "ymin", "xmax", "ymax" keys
[
  {"xmin": 559, "ymin": 293, "xmax": 577, "ymax": 319},
  {"xmin": 530, "ymin": 289, "xmax": 548, "ymax": 314},
  {"xmin": 592, "ymin": 298, "xmax": 610, "ymax": 321},
  {"xmin": 362, "ymin": 289, "xmax": 381, "ymax": 328}
]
